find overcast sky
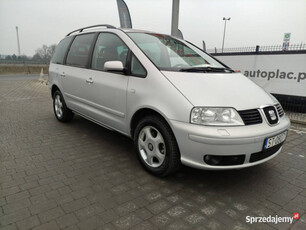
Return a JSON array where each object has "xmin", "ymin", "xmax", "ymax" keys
[{"xmin": 0, "ymin": 0, "xmax": 305, "ymax": 56}]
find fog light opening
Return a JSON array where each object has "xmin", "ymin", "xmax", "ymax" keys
[{"xmin": 203, "ymin": 154, "xmax": 245, "ymax": 166}]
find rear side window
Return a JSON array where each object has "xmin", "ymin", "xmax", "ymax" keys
[
  {"xmin": 51, "ymin": 37, "xmax": 73, "ymax": 64},
  {"xmin": 66, "ymin": 33, "xmax": 95, "ymax": 68},
  {"xmin": 91, "ymin": 33, "xmax": 129, "ymax": 71}
]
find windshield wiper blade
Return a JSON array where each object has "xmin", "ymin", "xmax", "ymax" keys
[{"xmin": 179, "ymin": 67, "xmax": 235, "ymax": 73}]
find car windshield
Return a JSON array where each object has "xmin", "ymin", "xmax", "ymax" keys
[{"xmin": 128, "ymin": 32, "xmax": 229, "ymax": 72}]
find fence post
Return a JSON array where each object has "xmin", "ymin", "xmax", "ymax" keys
[{"xmin": 256, "ymin": 45, "xmax": 259, "ymax": 53}]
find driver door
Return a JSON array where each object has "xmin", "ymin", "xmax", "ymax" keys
[{"xmin": 85, "ymin": 33, "xmax": 129, "ymax": 133}]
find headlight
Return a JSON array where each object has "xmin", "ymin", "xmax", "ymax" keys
[{"xmin": 190, "ymin": 107, "xmax": 244, "ymax": 126}]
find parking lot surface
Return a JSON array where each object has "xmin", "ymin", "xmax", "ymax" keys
[{"xmin": 0, "ymin": 75, "xmax": 305, "ymax": 230}]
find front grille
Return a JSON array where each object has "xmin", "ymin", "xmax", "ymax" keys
[
  {"xmin": 249, "ymin": 144, "xmax": 283, "ymax": 163},
  {"xmin": 238, "ymin": 109, "xmax": 263, "ymax": 125},
  {"xmin": 275, "ymin": 104, "xmax": 284, "ymax": 117}
]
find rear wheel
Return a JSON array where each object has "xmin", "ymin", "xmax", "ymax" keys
[
  {"xmin": 53, "ymin": 90, "xmax": 74, "ymax": 122},
  {"xmin": 134, "ymin": 115, "xmax": 181, "ymax": 176}
]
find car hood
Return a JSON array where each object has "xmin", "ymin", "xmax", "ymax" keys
[{"xmin": 161, "ymin": 71, "xmax": 276, "ymax": 110}]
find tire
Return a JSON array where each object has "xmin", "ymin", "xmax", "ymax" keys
[
  {"xmin": 53, "ymin": 90, "xmax": 74, "ymax": 122},
  {"xmin": 134, "ymin": 115, "xmax": 181, "ymax": 176}
]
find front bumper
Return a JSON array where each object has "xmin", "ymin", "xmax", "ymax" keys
[{"xmin": 169, "ymin": 115, "xmax": 290, "ymax": 170}]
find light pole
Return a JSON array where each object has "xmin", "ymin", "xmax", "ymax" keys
[
  {"xmin": 171, "ymin": 0, "xmax": 180, "ymax": 38},
  {"xmin": 15, "ymin": 26, "xmax": 21, "ymax": 56},
  {"xmin": 222, "ymin": 17, "xmax": 230, "ymax": 53}
]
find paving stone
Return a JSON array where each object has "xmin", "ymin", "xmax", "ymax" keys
[
  {"xmin": 166, "ymin": 219, "xmax": 190, "ymax": 230},
  {"xmin": 115, "ymin": 201, "xmax": 138, "ymax": 216},
  {"xmin": 0, "ymin": 208, "xmax": 31, "ymax": 226},
  {"xmin": 74, "ymin": 203, "xmax": 105, "ymax": 221},
  {"xmin": 184, "ymin": 212, "xmax": 206, "ymax": 224},
  {"xmin": 99, "ymin": 210, "xmax": 119, "ymax": 223},
  {"xmin": 29, "ymin": 200, "xmax": 58, "ymax": 215},
  {"xmin": 16, "ymin": 215, "xmax": 40, "ymax": 230},
  {"xmin": 32, "ymin": 221, "xmax": 59, "ymax": 230},
  {"xmin": 38, "ymin": 207, "xmax": 65, "ymax": 223},
  {"xmin": 5, "ymin": 191, "xmax": 29, "ymax": 203},
  {"xmin": 56, "ymin": 213, "xmax": 78, "ymax": 229},
  {"xmin": 291, "ymin": 213, "xmax": 306, "ymax": 230},
  {"xmin": 135, "ymin": 208, "xmax": 153, "ymax": 220},
  {"xmin": 19, "ymin": 181, "xmax": 39, "ymax": 191},
  {"xmin": 61, "ymin": 198, "xmax": 90, "ymax": 213},
  {"xmin": 0, "ymin": 223, "xmax": 17, "ymax": 230},
  {"xmin": 97, "ymin": 223, "xmax": 116, "ymax": 230},
  {"xmin": 29, "ymin": 185, "xmax": 51, "ymax": 197},
  {"xmin": 2, "ymin": 178, "xmax": 25, "ymax": 189},
  {"xmin": 146, "ymin": 199, "xmax": 172, "ymax": 214},
  {"xmin": 29, "ymin": 194, "xmax": 47, "ymax": 205},
  {"xmin": 77, "ymin": 215, "xmax": 105, "ymax": 230},
  {"xmin": 132, "ymin": 221, "xmax": 156, "ymax": 230},
  {"xmin": 149, "ymin": 213, "xmax": 172, "ymax": 228},
  {"xmin": 2, "ymin": 198, "xmax": 31, "ymax": 214},
  {"xmin": 112, "ymin": 213, "xmax": 142, "ymax": 230}
]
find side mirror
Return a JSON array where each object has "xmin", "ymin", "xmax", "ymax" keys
[{"xmin": 104, "ymin": 61, "xmax": 124, "ymax": 72}]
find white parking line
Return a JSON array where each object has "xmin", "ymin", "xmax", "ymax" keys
[{"xmin": 287, "ymin": 152, "xmax": 305, "ymax": 159}]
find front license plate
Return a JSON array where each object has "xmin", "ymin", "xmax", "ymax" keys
[{"xmin": 264, "ymin": 131, "xmax": 288, "ymax": 150}]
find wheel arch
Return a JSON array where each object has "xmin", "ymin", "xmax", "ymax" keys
[
  {"xmin": 130, "ymin": 108, "xmax": 172, "ymax": 138},
  {"xmin": 51, "ymin": 84, "xmax": 60, "ymax": 98}
]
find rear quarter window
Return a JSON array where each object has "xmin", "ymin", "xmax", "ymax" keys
[{"xmin": 51, "ymin": 36, "xmax": 73, "ymax": 64}]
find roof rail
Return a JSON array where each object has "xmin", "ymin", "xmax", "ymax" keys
[{"xmin": 66, "ymin": 24, "xmax": 116, "ymax": 36}]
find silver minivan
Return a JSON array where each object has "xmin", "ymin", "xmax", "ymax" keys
[{"xmin": 49, "ymin": 24, "xmax": 290, "ymax": 176}]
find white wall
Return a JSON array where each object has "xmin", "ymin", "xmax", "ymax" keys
[{"xmin": 216, "ymin": 54, "xmax": 306, "ymax": 97}]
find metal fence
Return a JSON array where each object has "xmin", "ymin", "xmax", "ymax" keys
[
  {"xmin": 0, "ymin": 59, "xmax": 50, "ymax": 65},
  {"xmin": 207, "ymin": 43, "xmax": 306, "ymax": 54},
  {"xmin": 273, "ymin": 94, "xmax": 306, "ymax": 126}
]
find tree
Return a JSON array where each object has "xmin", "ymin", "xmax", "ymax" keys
[
  {"xmin": 5, "ymin": 55, "xmax": 12, "ymax": 60},
  {"xmin": 48, "ymin": 44, "xmax": 56, "ymax": 58},
  {"xmin": 33, "ymin": 44, "xmax": 57, "ymax": 62},
  {"xmin": 20, "ymin": 55, "xmax": 30, "ymax": 61},
  {"xmin": 32, "ymin": 53, "xmax": 43, "ymax": 61}
]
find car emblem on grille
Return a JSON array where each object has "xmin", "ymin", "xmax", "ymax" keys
[{"xmin": 268, "ymin": 110, "xmax": 277, "ymax": 120}]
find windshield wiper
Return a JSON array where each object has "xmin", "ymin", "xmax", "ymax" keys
[{"xmin": 178, "ymin": 66, "xmax": 235, "ymax": 73}]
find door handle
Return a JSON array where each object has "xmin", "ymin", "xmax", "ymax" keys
[
  {"xmin": 60, "ymin": 73, "xmax": 65, "ymax": 77},
  {"xmin": 86, "ymin": 77, "xmax": 94, "ymax": 84}
]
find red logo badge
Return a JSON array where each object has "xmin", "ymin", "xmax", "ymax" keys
[{"xmin": 293, "ymin": 212, "xmax": 300, "ymax": 220}]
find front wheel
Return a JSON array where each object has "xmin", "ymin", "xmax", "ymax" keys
[
  {"xmin": 134, "ymin": 116, "xmax": 181, "ymax": 176},
  {"xmin": 53, "ymin": 90, "xmax": 74, "ymax": 122}
]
